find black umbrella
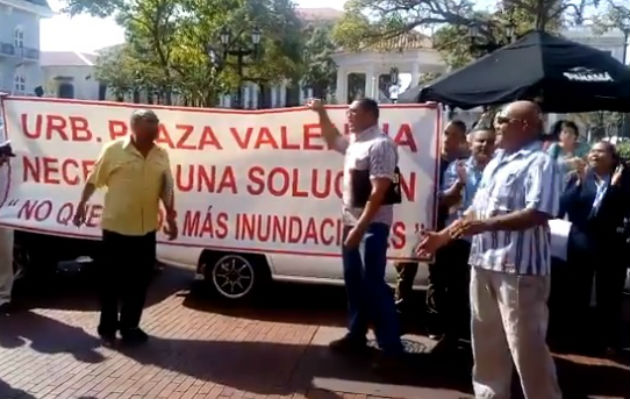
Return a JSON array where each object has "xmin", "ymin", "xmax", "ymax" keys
[{"xmin": 399, "ymin": 30, "xmax": 630, "ymax": 112}]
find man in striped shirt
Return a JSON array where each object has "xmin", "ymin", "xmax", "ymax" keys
[{"xmin": 417, "ymin": 101, "xmax": 562, "ymax": 398}]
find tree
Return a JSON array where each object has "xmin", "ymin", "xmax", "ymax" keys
[
  {"xmin": 94, "ymin": 45, "xmax": 138, "ymax": 101},
  {"xmin": 301, "ymin": 23, "xmax": 338, "ymax": 99},
  {"xmin": 67, "ymin": 0, "xmax": 181, "ymax": 104},
  {"xmin": 592, "ymin": 0, "xmax": 629, "ymax": 61},
  {"xmin": 66, "ymin": 0, "xmax": 304, "ymax": 107},
  {"xmin": 333, "ymin": 0, "xmax": 600, "ymax": 67},
  {"xmin": 593, "ymin": 0, "xmax": 630, "ymax": 33}
]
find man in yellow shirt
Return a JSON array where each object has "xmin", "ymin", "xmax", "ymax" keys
[{"xmin": 73, "ymin": 109, "xmax": 177, "ymax": 345}]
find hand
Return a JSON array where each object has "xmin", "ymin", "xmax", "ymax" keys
[
  {"xmin": 343, "ymin": 226, "xmax": 364, "ymax": 249},
  {"xmin": 163, "ymin": 216, "xmax": 178, "ymax": 241},
  {"xmin": 414, "ymin": 230, "xmax": 450, "ymax": 258},
  {"xmin": 451, "ymin": 218, "xmax": 489, "ymax": 237},
  {"xmin": 575, "ymin": 159, "xmax": 588, "ymax": 184},
  {"xmin": 455, "ymin": 161, "xmax": 467, "ymax": 185},
  {"xmin": 306, "ymin": 98, "xmax": 325, "ymax": 113},
  {"xmin": 73, "ymin": 202, "xmax": 87, "ymax": 227},
  {"xmin": 612, "ymin": 163, "xmax": 625, "ymax": 186},
  {"xmin": 0, "ymin": 155, "xmax": 8, "ymax": 167}
]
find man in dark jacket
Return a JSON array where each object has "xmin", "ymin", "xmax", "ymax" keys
[{"xmin": 560, "ymin": 141, "xmax": 630, "ymax": 355}]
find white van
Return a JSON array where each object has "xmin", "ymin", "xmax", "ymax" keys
[
  {"xmin": 156, "ymin": 218, "xmax": 600, "ymax": 301},
  {"xmin": 156, "ymin": 244, "xmax": 430, "ymax": 301}
]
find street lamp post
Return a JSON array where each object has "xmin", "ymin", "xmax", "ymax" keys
[
  {"xmin": 622, "ymin": 27, "xmax": 629, "ymax": 138},
  {"xmin": 622, "ymin": 27, "xmax": 629, "ymax": 66},
  {"xmin": 218, "ymin": 26, "xmax": 262, "ymax": 109}
]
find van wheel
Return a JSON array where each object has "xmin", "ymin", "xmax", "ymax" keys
[{"xmin": 202, "ymin": 252, "xmax": 269, "ymax": 301}]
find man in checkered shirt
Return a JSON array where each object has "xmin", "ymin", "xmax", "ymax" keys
[
  {"xmin": 417, "ymin": 101, "xmax": 562, "ymax": 398},
  {"xmin": 307, "ymin": 98, "xmax": 403, "ymax": 363}
]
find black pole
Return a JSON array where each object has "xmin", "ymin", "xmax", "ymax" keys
[
  {"xmin": 623, "ymin": 29, "xmax": 628, "ymax": 66},
  {"xmin": 236, "ymin": 51, "xmax": 243, "ymax": 109},
  {"xmin": 623, "ymin": 30, "xmax": 629, "ymax": 138}
]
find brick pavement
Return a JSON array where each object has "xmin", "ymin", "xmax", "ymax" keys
[{"xmin": 1, "ymin": 266, "xmax": 629, "ymax": 399}]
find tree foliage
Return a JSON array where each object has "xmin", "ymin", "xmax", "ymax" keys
[
  {"xmin": 67, "ymin": 0, "xmax": 304, "ymax": 107},
  {"xmin": 301, "ymin": 23, "xmax": 338, "ymax": 99},
  {"xmin": 333, "ymin": 0, "xmax": 602, "ymax": 68},
  {"xmin": 592, "ymin": 0, "xmax": 630, "ymax": 35}
]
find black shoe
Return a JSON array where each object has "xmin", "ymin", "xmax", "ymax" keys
[
  {"xmin": 329, "ymin": 335, "xmax": 368, "ymax": 354},
  {"xmin": 121, "ymin": 328, "xmax": 149, "ymax": 345},
  {"xmin": 97, "ymin": 327, "xmax": 117, "ymax": 345},
  {"xmin": 431, "ymin": 335, "xmax": 460, "ymax": 355},
  {"xmin": 0, "ymin": 302, "xmax": 14, "ymax": 315},
  {"xmin": 371, "ymin": 352, "xmax": 405, "ymax": 373}
]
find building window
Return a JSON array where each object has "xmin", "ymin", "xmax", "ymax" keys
[
  {"xmin": 14, "ymin": 75, "xmax": 25, "ymax": 94},
  {"xmin": 14, "ymin": 26, "xmax": 24, "ymax": 49}
]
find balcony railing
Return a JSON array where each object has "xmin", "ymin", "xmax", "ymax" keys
[
  {"xmin": 0, "ymin": 42, "xmax": 15, "ymax": 57},
  {"xmin": 0, "ymin": 43, "xmax": 39, "ymax": 61},
  {"xmin": 23, "ymin": 47, "xmax": 39, "ymax": 60}
]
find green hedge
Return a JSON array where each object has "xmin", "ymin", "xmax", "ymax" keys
[{"xmin": 618, "ymin": 142, "xmax": 630, "ymax": 161}]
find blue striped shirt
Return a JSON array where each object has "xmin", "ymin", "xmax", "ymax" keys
[{"xmin": 468, "ymin": 141, "xmax": 561, "ymax": 276}]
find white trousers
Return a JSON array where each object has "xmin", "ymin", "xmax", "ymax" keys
[
  {"xmin": 0, "ymin": 228, "xmax": 14, "ymax": 305},
  {"xmin": 470, "ymin": 267, "xmax": 561, "ymax": 399}
]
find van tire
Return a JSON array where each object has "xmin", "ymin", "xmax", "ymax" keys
[{"xmin": 200, "ymin": 251, "xmax": 270, "ymax": 302}]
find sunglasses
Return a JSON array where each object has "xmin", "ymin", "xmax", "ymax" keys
[{"xmin": 495, "ymin": 116, "xmax": 525, "ymax": 125}]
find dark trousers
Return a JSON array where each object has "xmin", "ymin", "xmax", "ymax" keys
[
  {"xmin": 98, "ymin": 230, "xmax": 156, "ymax": 334},
  {"xmin": 426, "ymin": 239, "xmax": 471, "ymax": 340},
  {"xmin": 342, "ymin": 223, "xmax": 403, "ymax": 354},
  {"xmin": 568, "ymin": 240, "xmax": 627, "ymax": 348},
  {"xmin": 394, "ymin": 262, "xmax": 418, "ymax": 306}
]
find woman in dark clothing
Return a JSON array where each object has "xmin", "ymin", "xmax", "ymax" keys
[{"xmin": 560, "ymin": 141, "xmax": 630, "ymax": 355}]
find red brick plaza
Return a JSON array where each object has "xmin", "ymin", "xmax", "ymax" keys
[{"xmin": 1, "ymin": 266, "xmax": 628, "ymax": 399}]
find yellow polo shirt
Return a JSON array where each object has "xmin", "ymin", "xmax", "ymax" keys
[{"xmin": 88, "ymin": 137, "xmax": 172, "ymax": 236}]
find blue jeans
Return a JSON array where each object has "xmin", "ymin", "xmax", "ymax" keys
[{"xmin": 342, "ymin": 223, "xmax": 403, "ymax": 354}]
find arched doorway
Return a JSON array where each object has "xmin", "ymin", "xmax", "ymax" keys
[{"xmin": 58, "ymin": 83, "xmax": 75, "ymax": 99}]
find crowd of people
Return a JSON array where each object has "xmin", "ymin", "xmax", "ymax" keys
[
  {"xmin": 308, "ymin": 98, "xmax": 629, "ymax": 398},
  {"xmin": 393, "ymin": 112, "xmax": 630, "ymax": 357},
  {"xmin": 0, "ymin": 96, "xmax": 628, "ymax": 398}
]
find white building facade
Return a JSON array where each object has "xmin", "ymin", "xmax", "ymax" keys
[
  {"xmin": 332, "ymin": 33, "xmax": 446, "ymax": 105},
  {"xmin": 41, "ymin": 51, "xmax": 104, "ymax": 100},
  {"xmin": 0, "ymin": 0, "xmax": 52, "ymax": 95}
]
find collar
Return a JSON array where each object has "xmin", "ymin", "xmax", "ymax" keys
[
  {"xmin": 497, "ymin": 140, "xmax": 542, "ymax": 162},
  {"xmin": 594, "ymin": 173, "xmax": 611, "ymax": 186},
  {"xmin": 123, "ymin": 135, "xmax": 134, "ymax": 150},
  {"xmin": 354, "ymin": 124, "xmax": 380, "ymax": 141},
  {"xmin": 123, "ymin": 135, "xmax": 157, "ymax": 157}
]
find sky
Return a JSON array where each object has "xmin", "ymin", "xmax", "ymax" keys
[{"xmin": 40, "ymin": 0, "xmax": 348, "ymax": 53}]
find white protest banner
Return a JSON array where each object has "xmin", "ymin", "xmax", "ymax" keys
[{"xmin": 0, "ymin": 97, "xmax": 440, "ymax": 261}]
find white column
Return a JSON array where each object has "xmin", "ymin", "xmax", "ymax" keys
[
  {"xmin": 411, "ymin": 62, "xmax": 421, "ymax": 88},
  {"xmin": 271, "ymin": 85, "xmax": 277, "ymax": 108},
  {"xmin": 366, "ymin": 67, "xmax": 376, "ymax": 100},
  {"xmin": 336, "ymin": 68, "xmax": 346, "ymax": 104},
  {"xmin": 299, "ymin": 82, "xmax": 305, "ymax": 105},
  {"xmin": 253, "ymin": 84, "xmax": 259, "ymax": 109},
  {"xmin": 307, "ymin": 87, "xmax": 313, "ymax": 99}
]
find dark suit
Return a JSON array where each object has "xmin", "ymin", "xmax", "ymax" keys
[{"xmin": 559, "ymin": 167, "xmax": 630, "ymax": 348}]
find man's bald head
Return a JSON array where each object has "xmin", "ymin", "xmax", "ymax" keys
[
  {"xmin": 496, "ymin": 101, "xmax": 543, "ymax": 151},
  {"xmin": 505, "ymin": 101, "xmax": 542, "ymax": 131}
]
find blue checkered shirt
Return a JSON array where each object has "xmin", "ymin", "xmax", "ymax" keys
[{"xmin": 468, "ymin": 141, "xmax": 561, "ymax": 276}]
